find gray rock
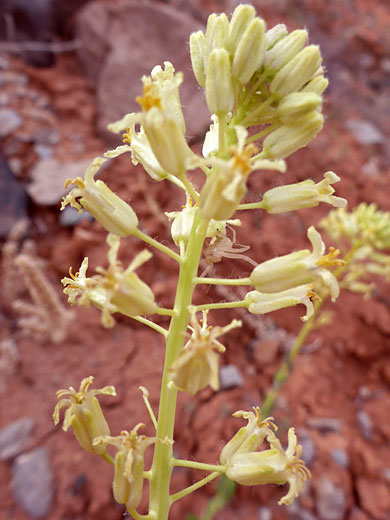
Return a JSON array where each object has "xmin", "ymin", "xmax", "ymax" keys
[
  {"xmin": 316, "ymin": 476, "xmax": 346, "ymax": 520},
  {"xmin": 0, "ymin": 418, "xmax": 35, "ymax": 461},
  {"xmin": 219, "ymin": 364, "xmax": 244, "ymax": 389},
  {"xmin": 27, "ymin": 157, "xmax": 95, "ymax": 205},
  {"xmin": 0, "ymin": 109, "xmax": 23, "ymax": 137},
  {"xmin": 306, "ymin": 417, "xmax": 342, "ymax": 433},
  {"xmin": 59, "ymin": 205, "xmax": 93, "ymax": 226},
  {"xmin": 346, "ymin": 119, "xmax": 384, "ymax": 145},
  {"xmin": 76, "ymin": 1, "xmax": 209, "ymax": 141},
  {"xmin": 356, "ymin": 409, "xmax": 373, "ymax": 441},
  {"xmin": 330, "ymin": 449, "xmax": 349, "ymax": 468},
  {"xmin": 11, "ymin": 447, "xmax": 54, "ymax": 517},
  {"xmin": 34, "ymin": 144, "xmax": 53, "ymax": 160},
  {"xmin": 297, "ymin": 429, "xmax": 316, "ymax": 467},
  {"xmin": 288, "ymin": 502, "xmax": 317, "ymax": 520},
  {"xmin": 258, "ymin": 506, "xmax": 272, "ymax": 520}
]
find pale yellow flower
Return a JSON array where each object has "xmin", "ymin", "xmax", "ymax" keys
[
  {"xmin": 169, "ymin": 306, "xmax": 241, "ymax": 395},
  {"xmin": 53, "ymin": 376, "xmax": 116, "ymax": 454},
  {"xmin": 94, "ymin": 425, "xmax": 155, "ymax": 510},
  {"xmin": 225, "ymin": 427, "xmax": 311, "ymax": 506}
]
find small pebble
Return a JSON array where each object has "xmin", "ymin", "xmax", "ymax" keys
[
  {"xmin": 356, "ymin": 409, "xmax": 373, "ymax": 441},
  {"xmin": 219, "ymin": 364, "xmax": 244, "ymax": 389},
  {"xmin": 0, "ymin": 109, "xmax": 23, "ymax": 137},
  {"xmin": 346, "ymin": 119, "xmax": 384, "ymax": 145},
  {"xmin": 11, "ymin": 446, "xmax": 54, "ymax": 517},
  {"xmin": 297, "ymin": 429, "xmax": 316, "ymax": 467},
  {"xmin": 316, "ymin": 475, "xmax": 346, "ymax": 520},
  {"xmin": 330, "ymin": 449, "xmax": 349, "ymax": 468},
  {"xmin": 0, "ymin": 418, "xmax": 35, "ymax": 461},
  {"xmin": 306, "ymin": 417, "xmax": 342, "ymax": 433}
]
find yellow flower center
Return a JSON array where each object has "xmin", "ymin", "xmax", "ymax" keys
[
  {"xmin": 136, "ymin": 84, "xmax": 162, "ymax": 112},
  {"xmin": 316, "ymin": 247, "xmax": 345, "ymax": 268},
  {"xmin": 231, "ymin": 143, "xmax": 259, "ymax": 175}
]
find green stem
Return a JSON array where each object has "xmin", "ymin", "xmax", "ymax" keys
[
  {"xmin": 132, "ymin": 315, "xmax": 168, "ymax": 337},
  {"xmin": 246, "ymin": 122, "xmax": 279, "ymax": 144},
  {"xmin": 261, "ymin": 297, "xmax": 324, "ymax": 419},
  {"xmin": 148, "ymin": 209, "xmax": 209, "ymax": 520},
  {"xmin": 237, "ymin": 201, "xmax": 266, "ymax": 211},
  {"xmin": 156, "ymin": 308, "xmax": 177, "ymax": 317},
  {"xmin": 179, "ymin": 174, "xmax": 199, "ymax": 203},
  {"xmin": 217, "ymin": 113, "xmax": 227, "ymax": 157},
  {"xmin": 100, "ymin": 450, "xmax": 114, "ymax": 465},
  {"xmin": 194, "ymin": 276, "xmax": 251, "ymax": 286},
  {"xmin": 173, "ymin": 459, "xmax": 225, "ymax": 473},
  {"xmin": 170, "ymin": 472, "xmax": 220, "ymax": 504},
  {"xmin": 261, "ymin": 244, "xmax": 356, "ymax": 419},
  {"xmin": 134, "ymin": 229, "xmax": 181, "ymax": 264},
  {"xmin": 195, "ymin": 301, "xmax": 247, "ymax": 312}
]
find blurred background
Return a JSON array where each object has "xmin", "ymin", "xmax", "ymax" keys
[{"xmin": 0, "ymin": 1, "xmax": 389, "ymax": 519}]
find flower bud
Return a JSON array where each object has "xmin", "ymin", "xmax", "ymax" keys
[
  {"xmin": 270, "ymin": 45, "xmax": 322, "ymax": 98},
  {"xmin": 61, "ymin": 158, "xmax": 138, "ymax": 237},
  {"xmin": 301, "ymin": 75, "xmax": 329, "ymax": 95},
  {"xmin": 205, "ymin": 48, "xmax": 235, "ymax": 114},
  {"xmin": 226, "ymin": 4, "xmax": 256, "ymax": 54},
  {"xmin": 225, "ymin": 428, "xmax": 311, "ymax": 506},
  {"xmin": 205, "ymin": 13, "xmax": 229, "ymax": 59},
  {"xmin": 261, "ymin": 171, "xmax": 347, "ymax": 213},
  {"xmin": 53, "ymin": 376, "xmax": 116, "ymax": 454},
  {"xmin": 245, "ymin": 284, "xmax": 318, "ymax": 321},
  {"xmin": 220, "ymin": 408, "xmax": 277, "ymax": 465},
  {"xmin": 265, "ymin": 24, "xmax": 287, "ymax": 49},
  {"xmin": 263, "ymin": 111, "xmax": 324, "ymax": 159},
  {"xmin": 142, "ymin": 106, "xmax": 194, "ymax": 176},
  {"xmin": 277, "ymin": 92, "xmax": 322, "ymax": 124},
  {"xmin": 232, "ymin": 18, "xmax": 267, "ymax": 84},
  {"xmin": 190, "ymin": 30, "xmax": 206, "ymax": 87},
  {"xmin": 264, "ymin": 29, "xmax": 307, "ymax": 71}
]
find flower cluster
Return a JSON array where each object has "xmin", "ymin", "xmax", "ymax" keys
[
  {"xmin": 221, "ymin": 408, "xmax": 310, "ymax": 505},
  {"xmin": 190, "ymin": 4, "xmax": 328, "ymax": 160},
  {"xmin": 319, "ymin": 204, "xmax": 390, "ymax": 296}
]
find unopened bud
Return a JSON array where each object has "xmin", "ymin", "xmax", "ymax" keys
[
  {"xmin": 205, "ymin": 13, "xmax": 229, "ymax": 59},
  {"xmin": 232, "ymin": 18, "xmax": 267, "ymax": 84},
  {"xmin": 277, "ymin": 92, "xmax": 322, "ymax": 124},
  {"xmin": 270, "ymin": 45, "xmax": 322, "ymax": 98},
  {"xmin": 301, "ymin": 75, "xmax": 329, "ymax": 95},
  {"xmin": 263, "ymin": 112, "xmax": 324, "ymax": 159},
  {"xmin": 266, "ymin": 24, "xmax": 287, "ymax": 49},
  {"xmin": 190, "ymin": 30, "xmax": 206, "ymax": 87},
  {"xmin": 226, "ymin": 4, "xmax": 256, "ymax": 54},
  {"xmin": 205, "ymin": 48, "xmax": 235, "ymax": 114},
  {"xmin": 264, "ymin": 29, "xmax": 307, "ymax": 70}
]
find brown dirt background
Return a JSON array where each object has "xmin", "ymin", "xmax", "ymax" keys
[{"xmin": 0, "ymin": 1, "xmax": 389, "ymax": 519}]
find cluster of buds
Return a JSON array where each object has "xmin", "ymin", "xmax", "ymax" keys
[
  {"xmin": 242, "ymin": 226, "xmax": 343, "ymax": 321},
  {"xmin": 190, "ymin": 4, "xmax": 328, "ymax": 160},
  {"xmin": 169, "ymin": 306, "xmax": 241, "ymax": 395},
  {"xmin": 221, "ymin": 408, "xmax": 311, "ymax": 505},
  {"xmin": 319, "ymin": 204, "xmax": 390, "ymax": 296},
  {"xmin": 62, "ymin": 234, "xmax": 157, "ymax": 327}
]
